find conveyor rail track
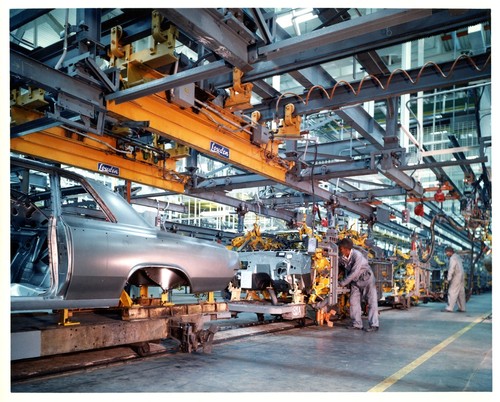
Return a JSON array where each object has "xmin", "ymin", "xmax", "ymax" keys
[{"xmin": 11, "ymin": 316, "xmax": 314, "ymax": 383}]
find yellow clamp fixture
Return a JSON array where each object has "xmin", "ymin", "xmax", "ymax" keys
[
  {"xmin": 277, "ymin": 103, "xmax": 302, "ymax": 138},
  {"xmin": 225, "ymin": 67, "xmax": 254, "ymax": 110}
]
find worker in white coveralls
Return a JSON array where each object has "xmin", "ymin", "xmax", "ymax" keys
[
  {"xmin": 338, "ymin": 238, "xmax": 379, "ymax": 332},
  {"xmin": 442, "ymin": 246, "xmax": 466, "ymax": 312}
]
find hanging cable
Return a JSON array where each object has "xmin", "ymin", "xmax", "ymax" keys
[
  {"xmin": 55, "ymin": 9, "xmax": 70, "ymax": 70},
  {"xmin": 421, "ymin": 213, "xmax": 468, "ymax": 264},
  {"xmin": 309, "ymin": 138, "xmax": 320, "ymax": 237},
  {"xmin": 59, "ymin": 125, "xmax": 131, "ymax": 154},
  {"xmin": 275, "ymin": 54, "xmax": 491, "ymax": 113}
]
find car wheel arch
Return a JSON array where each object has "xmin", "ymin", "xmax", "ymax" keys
[{"xmin": 127, "ymin": 264, "xmax": 193, "ymax": 292}]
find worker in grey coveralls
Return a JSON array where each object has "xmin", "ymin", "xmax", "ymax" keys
[
  {"xmin": 338, "ymin": 238, "xmax": 379, "ymax": 332},
  {"xmin": 442, "ymin": 246, "xmax": 466, "ymax": 312}
]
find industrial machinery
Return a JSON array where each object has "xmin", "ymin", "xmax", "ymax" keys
[{"xmin": 224, "ymin": 221, "xmax": 350, "ymax": 324}]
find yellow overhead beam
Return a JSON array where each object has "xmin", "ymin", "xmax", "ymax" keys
[
  {"xmin": 107, "ymin": 95, "xmax": 292, "ymax": 184},
  {"xmin": 10, "ymin": 126, "xmax": 186, "ymax": 193}
]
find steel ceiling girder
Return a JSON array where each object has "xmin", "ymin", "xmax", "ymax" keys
[
  {"xmin": 189, "ymin": 167, "xmax": 396, "ymax": 216},
  {"xmin": 246, "ymin": 80, "xmax": 280, "ymax": 100},
  {"xmin": 341, "ymin": 187, "xmax": 407, "ymax": 201},
  {"xmin": 355, "ymin": 51, "xmax": 391, "ymax": 76},
  {"xmin": 11, "ymin": 110, "xmax": 76, "ymax": 139},
  {"xmin": 298, "ymin": 139, "xmax": 381, "ymax": 161},
  {"xmin": 192, "ymin": 174, "xmax": 275, "ymax": 192},
  {"xmin": 10, "ymin": 50, "xmax": 108, "ymax": 137},
  {"xmin": 106, "ymin": 60, "xmax": 231, "ymax": 104},
  {"xmin": 258, "ymin": 194, "xmax": 313, "ymax": 208},
  {"xmin": 329, "ymin": 104, "xmax": 423, "ymax": 197},
  {"xmin": 257, "ymin": 9, "xmax": 432, "ymax": 61},
  {"xmin": 183, "ymin": 190, "xmax": 297, "ymax": 222},
  {"xmin": 158, "ymin": 8, "xmax": 256, "ymax": 72},
  {"xmin": 285, "ymin": 174, "xmax": 374, "ymax": 218},
  {"xmin": 288, "ymin": 66, "xmax": 337, "ymax": 89},
  {"xmin": 253, "ymin": 52, "xmax": 491, "ymax": 121},
  {"xmin": 327, "ymin": 179, "xmax": 406, "ymax": 204},
  {"xmin": 11, "ymin": 50, "xmax": 103, "ymax": 108},
  {"xmin": 334, "ymin": 106, "xmax": 387, "ymax": 149},
  {"xmin": 181, "ymin": 147, "xmax": 377, "ymax": 220},
  {"xmin": 27, "ymin": 11, "xmax": 154, "ymax": 67},
  {"xmin": 10, "ymin": 9, "xmax": 55, "ymax": 31},
  {"xmin": 100, "ymin": 9, "xmax": 160, "ymax": 45},
  {"xmin": 301, "ymin": 114, "xmax": 339, "ymax": 137},
  {"xmin": 260, "ymin": 15, "xmax": 338, "ymax": 101},
  {"xmin": 448, "ymin": 134, "xmax": 476, "ymax": 176},
  {"xmin": 14, "ymin": 8, "xmax": 490, "ymax": 91},
  {"xmin": 301, "ymin": 159, "xmax": 377, "ymax": 180},
  {"xmin": 250, "ymin": 14, "xmax": 338, "ymax": 113},
  {"xmin": 333, "ymin": 179, "xmax": 361, "ymax": 193},
  {"xmin": 248, "ymin": 8, "xmax": 274, "ymax": 45},
  {"xmin": 377, "ymin": 165, "xmax": 424, "ymax": 197},
  {"xmin": 402, "ymin": 136, "xmax": 490, "ymax": 201},
  {"xmin": 400, "ymin": 157, "xmax": 488, "ymax": 173},
  {"xmin": 314, "ymin": 8, "xmax": 352, "ymax": 27},
  {"xmin": 209, "ymin": 9, "xmax": 489, "ymax": 88}
]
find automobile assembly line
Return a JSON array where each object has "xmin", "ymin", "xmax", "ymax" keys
[{"xmin": 8, "ymin": 7, "xmax": 492, "ymax": 393}]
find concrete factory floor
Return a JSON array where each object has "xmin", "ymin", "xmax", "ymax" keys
[{"xmin": 10, "ymin": 292, "xmax": 493, "ymax": 397}]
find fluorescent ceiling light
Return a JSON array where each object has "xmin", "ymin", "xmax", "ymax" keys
[
  {"xmin": 468, "ymin": 24, "xmax": 482, "ymax": 34},
  {"xmin": 277, "ymin": 8, "xmax": 315, "ymax": 29}
]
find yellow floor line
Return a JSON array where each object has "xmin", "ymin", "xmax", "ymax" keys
[{"xmin": 368, "ymin": 311, "xmax": 491, "ymax": 392}]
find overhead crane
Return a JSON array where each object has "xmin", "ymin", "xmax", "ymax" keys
[{"xmin": 10, "ymin": 51, "xmax": 377, "ymax": 219}]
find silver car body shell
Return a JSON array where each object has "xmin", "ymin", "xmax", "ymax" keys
[{"xmin": 10, "ymin": 157, "xmax": 240, "ymax": 311}]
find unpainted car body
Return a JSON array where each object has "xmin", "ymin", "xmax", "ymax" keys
[{"xmin": 10, "ymin": 157, "xmax": 239, "ymax": 311}]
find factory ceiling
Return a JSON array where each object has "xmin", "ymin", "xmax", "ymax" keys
[{"xmin": 9, "ymin": 8, "xmax": 492, "ymax": 251}]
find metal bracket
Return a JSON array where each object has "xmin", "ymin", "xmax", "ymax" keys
[
  {"xmin": 152, "ymin": 10, "xmax": 178, "ymax": 45},
  {"xmin": 168, "ymin": 143, "xmax": 191, "ymax": 159},
  {"xmin": 11, "ymin": 87, "xmax": 48, "ymax": 109},
  {"xmin": 170, "ymin": 318, "xmax": 219, "ymax": 353},
  {"xmin": 108, "ymin": 12, "xmax": 178, "ymax": 88},
  {"xmin": 373, "ymin": 148, "xmax": 407, "ymax": 170},
  {"xmin": 58, "ymin": 309, "xmax": 80, "ymax": 326},
  {"xmin": 109, "ymin": 25, "xmax": 125, "ymax": 59},
  {"xmin": 84, "ymin": 57, "xmax": 120, "ymax": 93},
  {"xmin": 374, "ymin": 149, "xmax": 424, "ymax": 198},
  {"xmin": 250, "ymin": 110, "xmax": 270, "ymax": 145},
  {"xmin": 224, "ymin": 67, "xmax": 253, "ymax": 110},
  {"xmin": 45, "ymin": 91, "xmax": 106, "ymax": 135},
  {"xmin": 277, "ymin": 103, "xmax": 302, "ymax": 138}
]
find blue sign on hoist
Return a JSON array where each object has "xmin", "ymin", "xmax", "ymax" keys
[
  {"xmin": 209, "ymin": 141, "xmax": 230, "ymax": 158},
  {"xmin": 98, "ymin": 162, "xmax": 120, "ymax": 176}
]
